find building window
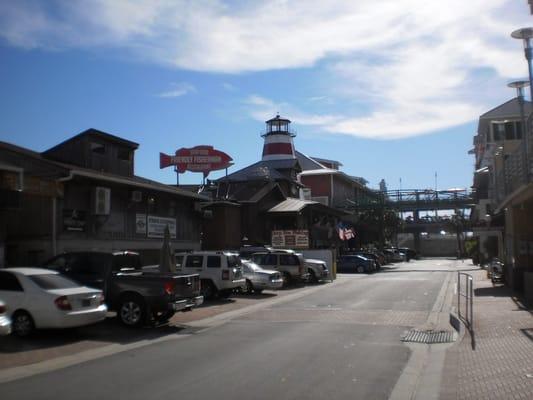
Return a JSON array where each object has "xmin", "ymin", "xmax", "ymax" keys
[
  {"xmin": 492, "ymin": 123, "xmax": 505, "ymax": 141},
  {"xmin": 505, "ymin": 122, "xmax": 514, "ymax": 140},
  {"xmin": 515, "ymin": 121, "xmax": 523, "ymax": 139},
  {"xmin": 91, "ymin": 142, "xmax": 106, "ymax": 155}
]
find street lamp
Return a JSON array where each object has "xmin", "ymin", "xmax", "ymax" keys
[
  {"xmin": 508, "ymin": 80, "xmax": 530, "ymax": 182},
  {"xmin": 511, "ymin": 28, "xmax": 533, "ymax": 99}
]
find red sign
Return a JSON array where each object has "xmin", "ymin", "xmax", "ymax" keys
[{"xmin": 160, "ymin": 146, "xmax": 233, "ymax": 177}]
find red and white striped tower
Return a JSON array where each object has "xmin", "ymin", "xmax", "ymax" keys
[{"xmin": 261, "ymin": 115, "xmax": 296, "ymax": 161}]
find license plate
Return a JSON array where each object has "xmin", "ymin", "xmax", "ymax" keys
[{"xmin": 82, "ymin": 299, "xmax": 91, "ymax": 307}]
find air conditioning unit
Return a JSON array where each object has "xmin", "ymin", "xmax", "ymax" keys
[
  {"xmin": 93, "ymin": 187, "xmax": 111, "ymax": 215},
  {"xmin": 131, "ymin": 190, "xmax": 142, "ymax": 202}
]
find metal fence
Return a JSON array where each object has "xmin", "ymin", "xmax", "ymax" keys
[{"xmin": 457, "ymin": 272, "xmax": 474, "ymax": 331}]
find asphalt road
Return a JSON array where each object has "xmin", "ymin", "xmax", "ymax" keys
[{"xmin": 1, "ymin": 259, "xmax": 455, "ymax": 400}]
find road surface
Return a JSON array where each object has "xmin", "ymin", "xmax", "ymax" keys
[{"xmin": 1, "ymin": 259, "xmax": 459, "ymax": 400}]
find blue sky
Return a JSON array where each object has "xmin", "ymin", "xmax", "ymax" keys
[{"xmin": 0, "ymin": 0, "xmax": 531, "ymax": 191}]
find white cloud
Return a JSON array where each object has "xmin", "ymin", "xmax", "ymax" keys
[
  {"xmin": 222, "ymin": 82, "xmax": 237, "ymax": 91},
  {"xmin": 156, "ymin": 82, "xmax": 196, "ymax": 98},
  {"xmin": 0, "ymin": 0, "xmax": 531, "ymax": 139}
]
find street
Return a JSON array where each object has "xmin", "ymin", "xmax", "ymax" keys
[{"xmin": 0, "ymin": 259, "xmax": 458, "ymax": 400}]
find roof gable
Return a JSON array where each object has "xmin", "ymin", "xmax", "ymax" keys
[
  {"xmin": 43, "ymin": 128, "xmax": 139, "ymax": 155},
  {"xmin": 479, "ymin": 97, "xmax": 533, "ymax": 120}
]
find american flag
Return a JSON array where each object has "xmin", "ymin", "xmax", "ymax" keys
[{"xmin": 338, "ymin": 225, "xmax": 355, "ymax": 241}]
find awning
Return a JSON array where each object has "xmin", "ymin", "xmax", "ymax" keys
[
  {"xmin": 268, "ymin": 198, "xmax": 317, "ymax": 213},
  {"xmin": 268, "ymin": 197, "xmax": 349, "ymax": 217}
]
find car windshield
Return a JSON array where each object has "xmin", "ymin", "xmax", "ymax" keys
[{"xmin": 28, "ymin": 274, "xmax": 80, "ymax": 289}]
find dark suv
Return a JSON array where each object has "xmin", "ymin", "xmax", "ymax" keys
[{"xmin": 42, "ymin": 251, "xmax": 203, "ymax": 327}]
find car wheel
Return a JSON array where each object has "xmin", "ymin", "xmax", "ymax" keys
[
  {"xmin": 201, "ymin": 280, "xmax": 218, "ymax": 300},
  {"xmin": 356, "ymin": 266, "xmax": 365, "ymax": 273},
  {"xmin": 12, "ymin": 310, "xmax": 35, "ymax": 337},
  {"xmin": 308, "ymin": 269, "xmax": 318, "ymax": 284},
  {"xmin": 119, "ymin": 295, "xmax": 146, "ymax": 327},
  {"xmin": 245, "ymin": 279, "xmax": 254, "ymax": 294}
]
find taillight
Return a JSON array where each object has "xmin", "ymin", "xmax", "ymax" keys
[
  {"xmin": 164, "ymin": 281, "xmax": 175, "ymax": 295},
  {"xmin": 55, "ymin": 296, "xmax": 72, "ymax": 311},
  {"xmin": 222, "ymin": 270, "xmax": 230, "ymax": 280},
  {"xmin": 99, "ymin": 293, "xmax": 105, "ymax": 305}
]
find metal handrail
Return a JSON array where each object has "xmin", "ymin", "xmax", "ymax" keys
[{"xmin": 457, "ymin": 272, "xmax": 474, "ymax": 331}]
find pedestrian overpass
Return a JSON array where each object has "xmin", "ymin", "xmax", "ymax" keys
[{"xmin": 348, "ymin": 189, "xmax": 476, "ymax": 255}]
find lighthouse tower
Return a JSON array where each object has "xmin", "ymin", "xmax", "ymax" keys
[{"xmin": 261, "ymin": 115, "xmax": 296, "ymax": 161}]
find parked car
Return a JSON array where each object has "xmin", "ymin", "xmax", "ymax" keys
[
  {"xmin": 241, "ymin": 260, "xmax": 283, "ymax": 294},
  {"xmin": 337, "ymin": 255, "xmax": 376, "ymax": 273},
  {"xmin": 0, "ymin": 300, "xmax": 12, "ymax": 336},
  {"xmin": 383, "ymin": 248, "xmax": 406, "ymax": 263},
  {"xmin": 239, "ymin": 245, "xmax": 272, "ymax": 260},
  {"xmin": 175, "ymin": 251, "xmax": 246, "ymax": 300},
  {"xmin": 353, "ymin": 252, "xmax": 382, "ymax": 270},
  {"xmin": 398, "ymin": 247, "xmax": 418, "ymax": 261},
  {"xmin": 42, "ymin": 251, "xmax": 203, "ymax": 327},
  {"xmin": 302, "ymin": 257, "xmax": 330, "ymax": 283},
  {"xmin": 243, "ymin": 247, "xmax": 328, "ymax": 284},
  {"xmin": 0, "ymin": 268, "xmax": 107, "ymax": 337},
  {"xmin": 251, "ymin": 249, "xmax": 307, "ymax": 287}
]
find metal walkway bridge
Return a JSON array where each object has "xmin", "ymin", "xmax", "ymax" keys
[{"xmin": 350, "ymin": 188, "xmax": 475, "ymax": 213}]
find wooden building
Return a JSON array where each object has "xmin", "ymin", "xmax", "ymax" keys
[
  {"xmin": 199, "ymin": 116, "xmax": 347, "ymax": 250},
  {"xmin": 0, "ymin": 129, "xmax": 207, "ymax": 266}
]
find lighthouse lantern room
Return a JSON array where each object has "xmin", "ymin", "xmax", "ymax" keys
[{"xmin": 261, "ymin": 115, "xmax": 297, "ymax": 161}]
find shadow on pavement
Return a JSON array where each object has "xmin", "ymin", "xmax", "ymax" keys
[
  {"xmin": 379, "ymin": 267, "xmax": 480, "ymax": 273},
  {"xmin": 474, "ymin": 285, "xmax": 514, "ymax": 297},
  {"xmin": 0, "ymin": 315, "xmax": 187, "ymax": 355},
  {"xmin": 520, "ymin": 328, "xmax": 533, "ymax": 342},
  {"xmin": 196, "ymin": 298, "xmax": 236, "ymax": 307},
  {"xmin": 233, "ymin": 292, "xmax": 278, "ymax": 299}
]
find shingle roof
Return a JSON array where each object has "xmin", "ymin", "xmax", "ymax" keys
[
  {"xmin": 217, "ymin": 159, "xmax": 300, "ymax": 183},
  {"xmin": 295, "ymin": 151, "xmax": 327, "ymax": 171},
  {"xmin": 44, "ymin": 128, "xmax": 139, "ymax": 155},
  {"xmin": 0, "ymin": 140, "xmax": 207, "ymax": 201}
]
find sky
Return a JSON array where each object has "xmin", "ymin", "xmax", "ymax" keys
[{"xmin": 0, "ymin": 0, "xmax": 532, "ymax": 191}]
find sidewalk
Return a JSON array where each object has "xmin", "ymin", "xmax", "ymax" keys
[{"xmin": 440, "ymin": 267, "xmax": 533, "ymax": 399}]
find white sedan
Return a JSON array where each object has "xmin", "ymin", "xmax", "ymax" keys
[
  {"xmin": 0, "ymin": 268, "xmax": 107, "ymax": 337},
  {"xmin": 241, "ymin": 260, "xmax": 283, "ymax": 294}
]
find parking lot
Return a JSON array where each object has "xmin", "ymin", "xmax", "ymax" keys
[{"xmin": 0, "ymin": 284, "xmax": 315, "ymax": 370}]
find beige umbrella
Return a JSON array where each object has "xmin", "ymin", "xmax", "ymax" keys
[{"xmin": 159, "ymin": 224, "xmax": 176, "ymax": 273}]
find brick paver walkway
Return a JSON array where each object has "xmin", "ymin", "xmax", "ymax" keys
[{"xmin": 441, "ymin": 268, "xmax": 533, "ymax": 400}]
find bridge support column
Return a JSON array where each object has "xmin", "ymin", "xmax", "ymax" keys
[{"xmin": 413, "ymin": 231, "xmax": 421, "ymax": 255}]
